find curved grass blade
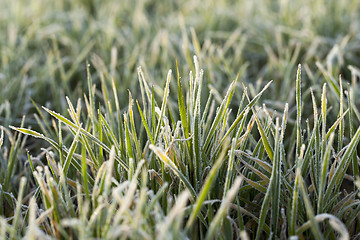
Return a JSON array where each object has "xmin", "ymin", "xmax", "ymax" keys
[
  {"xmin": 150, "ymin": 144, "xmax": 196, "ymax": 200},
  {"xmin": 254, "ymin": 115, "xmax": 274, "ymax": 162},
  {"xmin": 154, "ymin": 70, "xmax": 172, "ymax": 142},
  {"xmin": 235, "ymin": 150, "xmax": 272, "ymax": 173},
  {"xmin": 326, "ymin": 109, "xmax": 349, "ymax": 140},
  {"xmin": 324, "ymin": 125, "xmax": 360, "ymax": 204},
  {"xmin": 63, "ymin": 127, "xmax": 81, "ymax": 176},
  {"xmin": 9, "ymin": 127, "xmax": 60, "ymax": 150},
  {"xmin": 296, "ymin": 213, "xmax": 349, "ymax": 240},
  {"xmin": 316, "ymin": 61, "xmax": 340, "ymax": 98}
]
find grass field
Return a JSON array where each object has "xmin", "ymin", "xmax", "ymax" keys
[{"xmin": 1, "ymin": 0, "xmax": 360, "ymax": 239}]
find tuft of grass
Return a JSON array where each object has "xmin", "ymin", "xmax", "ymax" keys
[{"xmin": 4, "ymin": 54, "xmax": 360, "ymax": 239}]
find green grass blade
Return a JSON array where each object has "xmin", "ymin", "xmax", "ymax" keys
[
  {"xmin": 128, "ymin": 92, "xmax": 142, "ymax": 160},
  {"xmin": 296, "ymin": 64, "xmax": 302, "ymax": 168},
  {"xmin": 240, "ymin": 160, "xmax": 270, "ymax": 183},
  {"xmin": 10, "ymin": 177, "xmax": 26, "ymax": 240},
  {"xmin": 289, "ymin": 166, "xmax": 303, "ymax": 236},
  {"xmin": 81, "ymin": 144, "xmax": 90, "ymax": 201},
  {"xmin": 202, "ymin": 79, "xmax": 239, "ymax": 152},
  {"xmin": 223, "ymin": 139, "xmax": 239, "ymax": 196},
  {"xmin": 338, "ymin": 75, "xmax": 344, "ymax": 152},
  {"xmin": 63, "ymin": 127, "xmax": 81, "ymax": 176},
  {"xmin": 324, "ymin": 125, "xmax": 360, "ymax": 203},
  {"xmin": 298, "ymin": 171, "xmax": 324, "ymax": 240},
  {"xmin": 176, "ymin": 61, "xmax": 189, "ymax": 140},
  {"xmin": 150, "ymin": 144, "xmax": 197, "ymax": 200},
  {"xmin": 254, "ymin": 178, "xmax": 272, "ymax": 240},
  {"xmin": 192, "ymin": 67, "xmax": 203, "ymax": 188},
  {"xmin": 316, "ymin": 61, "xmax": 340, "ymax": 98},
  {"xmin": 154, "ymin": 70, "xmax": 172, "ymax": 142},
  {"xmin": 10, "ymin": 127, "xmax": 60, "ymax": 150},
  {"xmin": 236, "ymin": 150, "xmax": 272, "ymax": 173},
  {"xmin": 136, "ymin": 100, "xmax": 155, "ymax": 145},
  {"xmin": 255, "ymin": 115, "xmax": 274, "ymax": 162},
  {"xmin": 123, "ymin": 114, "xmax": 134, "ymax": 161},
  {"xmin": 271, "ymin": 118, "xmax": 281, "ymax": 235},
  {"xmin": 326, "ymin": 109, "xmax": 349, "ymax": 140},
  {"xmin": 318, "ymin": 133, "xmax": 335, "ymax": 213},
  {"xmin": 4, "ymin": 118, "xmax": 26, "ymax": 190}
]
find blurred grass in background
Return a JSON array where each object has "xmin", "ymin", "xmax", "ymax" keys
[{"xmin": 1, "ymin": 0, "xmax": 359, "ymax": 121}]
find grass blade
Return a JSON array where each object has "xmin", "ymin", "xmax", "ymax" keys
[
  {"xmin": 296, "ymin": 64, "xmax": 302, "ymax": 168},
  {"xmin": 63, "ymin": 127, "xmax": 81, "ymax": 176},
  {"xmin": 298, "ymin": 170, "xmax": 324, "ymax": 240},
  {"xmin": 176, "ymin": 61, "xmax": 190, "ymax": 140},
  {"xmin": 150, "ymin": 144, "xmax": 197, "ymax": 200}
]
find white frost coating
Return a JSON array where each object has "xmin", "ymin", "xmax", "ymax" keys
[
  {"xmin": 240, "ymin": 230, "xmax": 250, "ymax": 240},
  {"xmin": 194, "ymin": 55, "xmax": 200, "ymax": 80},
  {"xmin": 317, "ymin": 214, "xmax": 349, "ymax": 240},
  {"xmin": 158, "ymin": 190, "xmax": 190, "ymax": 238},
  {"xmin": 298, "ymin": 213, "xmax": 349, "ymax": 240},
  {"xmin": 0, "ymin": 126, "xmax": 3, "ymax": 148},
  {"xmin": 137, "ymin": 66, "xmax": 142, "ymax": 73}
]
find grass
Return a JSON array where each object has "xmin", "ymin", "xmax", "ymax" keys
[{"xmin": 1, "ymin": 0, "xmax": 360, "ymax": 239}]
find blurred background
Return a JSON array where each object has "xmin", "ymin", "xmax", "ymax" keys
[{"xmin": 1, "ymin": 0, "xmax": 360, "ymax": 126}]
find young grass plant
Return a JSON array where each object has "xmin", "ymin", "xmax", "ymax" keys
[
  {"xmin": 6, "ymin": 58, "xmax": 253, "ymax": 238},
  {"xmin": 6, "ymin": 50, "xmax": 360, "ymax": 239}
]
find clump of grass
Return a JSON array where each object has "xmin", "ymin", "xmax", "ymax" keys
[{"xmin": 2, "ymin": 55, "xmax": 360, "ymax": 239}]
